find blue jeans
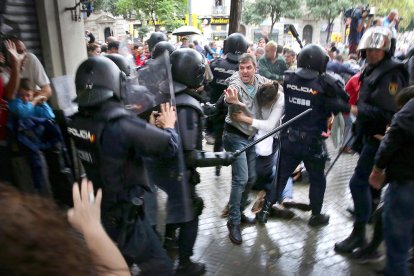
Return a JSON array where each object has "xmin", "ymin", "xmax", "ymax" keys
[
  {"xmin": 282, "ymin": 177, "xmax": 294, "ymax": 200},
  {"xmin": 349, "ymin": 140, "xmax": 379, "ymax": 223},
  {"xmin": 383, "ymin": 181, "xmax": 414, "ymax": 276},
  {"xmin": 223, "ymin": 131, "xmax": 257, "ymax": 224}
]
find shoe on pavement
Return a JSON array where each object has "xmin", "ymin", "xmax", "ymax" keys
[
  {"xmin": 334, "ymin": 223, "xmax": 366, "ymax": 254},
  {"xmin": 283, "ymin": 200, "xmax": 312, "ymax": 211},
  {"xmin": 256, "ymin": 201, "xmax": 271, "ymax": 224},
  {"xmin": 251, "ymin": 190, "xmax": 266, "ymax": 213},
  {"xmin": 351, "ymin": 247, "xmax": 384, "ymax": 264},
  {"xmin": 175, "ymin": 259, "xmax": 206, "ymax": 276},
  {"xmin": 271, "ymin": 204, "xmax": 295, "ymax": 219},
  {"xmin": 227, "ymin": 220, "xmax": 242, "ymax": 245},
  {"xmin": 308, "ymin": 213, "xmax": 330, "ymax": 227}
]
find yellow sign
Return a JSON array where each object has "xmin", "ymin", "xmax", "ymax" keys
[
  {"xmin": 211, "ymin": 17, "xmax": 229, "ymax": 25},
  {"xmin": 185, "ymin": 14, "xmax": 199, "ymax": 28},
  {"xmin": 331, "ymin": 32, "xmax": 342, "ymax": 43}
]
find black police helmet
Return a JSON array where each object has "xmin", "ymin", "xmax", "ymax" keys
[
  {"xmin": 297, "ymin": 44, "xmax": 329, "ymax": 74},
  {"xmin": 151, "ymin": 41, "xmax": 175, "ymax": 59},
  {"xmin": 105, "ymin": 53, "xmax": 131, "ymax": 76},
  {"xmin": 147, "ymin": 32, "xmax": 168, "ymax": 52},
  {"xmin": 223, "ymin": 33, "xmax": 249, "ymax": 62},
  {"xmin": 75, "ymin": 56, "xmax": 124, "ymax": 107},
  {"xmin": 170, "ymin": 48, "xmax": 205, "ymax": 88}
]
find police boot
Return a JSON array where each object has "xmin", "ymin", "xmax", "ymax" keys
[
  {"xmin": 175, "ymin": 257, "xmax": 206, "ymax": 276},
  {"xmin": 334, "ymin": 222, "xmax": 366, "ymax": 254},
  {"xmin": 256, "ymin": 200, "xmax": 272, "ymax": 224}
]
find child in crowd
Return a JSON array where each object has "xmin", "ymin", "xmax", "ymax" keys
[
  {"xmin": 8, "ymin": 78, "xmax": 56, "ymax": 195},
  {"xmin": 8, "ymin": 78, "xmax": 55, "ymax": 120}
]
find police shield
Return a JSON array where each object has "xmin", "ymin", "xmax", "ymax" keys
[
  {"xmin": 127, "ymin": 51, "xmax": 195, "ymax": 224},
  {"xmin": 124, "ymin": 51, "xmax": 177, "ymax": 116}
]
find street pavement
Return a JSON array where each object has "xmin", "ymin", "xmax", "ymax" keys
[{"xmin": 156, "ymin": 140, "xmax": 384, "ymax": 276}]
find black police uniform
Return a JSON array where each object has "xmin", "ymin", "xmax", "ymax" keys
[
  {"xmin": 266, "ymin": 69, "xmax": 350, "ymax": 218},
  {"xmin": 69, "ymin": 100, "xmax": 178, "ymax": 274},
  {"xmin": 334, "ymin": 58, "xmax": 408, "ymax": 254},
  {"xmin": 154, "ymin": 49, "xmax": 234, "ymax": 273},
  {"xmin": 350, "ymin": 59, "xmax": 407, "ymax": 221},
  {"xmin": 69, "ymin": 56, "xmax": 179, "ymax": 275},
  {"xmin": 167, "ymin": 88, "xmax": 206, "ymax": 260},
  {"xmin": 207, "ymin": 58, "xmax": 238, "ymax": 154},
  {"xmin": 144, "ymin": 93, "xmax": 203, "ymax": 264}
]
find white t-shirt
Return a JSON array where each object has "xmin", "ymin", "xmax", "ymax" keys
[
  {"xmin": 252, "ymin": 92, "xmax": 285, "ymax": 156},
  {"xmin": 21, "ymin": 53, "xmax": 50, "ymax": 91}
]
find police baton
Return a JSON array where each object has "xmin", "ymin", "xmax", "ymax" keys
[
  {"xmin": 233, "ymin": 108, "xmax": 313, "ymax": 157},
  {"xmin": 324, "ymin": 134, "xmax": 354, "ymax": 177},
  {"xmin": 288, "ymin": 25, "xmax": 303, "ymax": 49}
]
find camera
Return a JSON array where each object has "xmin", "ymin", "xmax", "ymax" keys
[{"xmin": 350, "ymin": 5, "xmax": 374, "ymax": 19}]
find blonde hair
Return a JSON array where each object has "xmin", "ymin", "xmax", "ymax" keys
[{"xmin": 265, "ymin": 41, "xmax": 278, "ymax": 50}]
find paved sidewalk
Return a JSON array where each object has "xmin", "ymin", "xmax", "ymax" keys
[{"xmin": 157, "ymin": 141, "xmax": 384, "ymax": 276}]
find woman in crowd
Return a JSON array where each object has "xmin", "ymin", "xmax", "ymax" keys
[
  {"xmin": 0, "ymin": 179, "xmax": 130, "ymax": 275},
  {"xmin": 87, "ymin": 43, "xmax": 102, "ymax": 57}
]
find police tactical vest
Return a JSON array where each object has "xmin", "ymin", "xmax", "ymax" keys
[
  {"xmin": 283, "ymin": 71, "xmax": 327, "ymax": 134},
  {"xmin": 68, "ymin": 103, "xmax": 130, "ymax": 190},
  {"xmin": 176, "ymin": 91, "xmax": 204, "ymax": 152},
  {"xmin": 209, "ymin": 58, "xmax": 239, "ymax": 102},
  {"xmin": 359, "ymin": 58, "xmax": 407, "ymax": 113}
]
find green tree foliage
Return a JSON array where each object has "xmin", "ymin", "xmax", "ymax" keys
[
  {"xmin": 306, "ymin": 0, "xmax": 354, "ymax": 44},
  {"xmin": 137, "ymin": 25, "xmax": 151, "ymax": 40},
  {"xmin": 242, "ymin": 0, "xmax": 302, "ymax": 35},
  {"xmin": 92, "ymin": 0, "xmax": 119, "ymax": 16},
  {"xmin": 115, "ymin": 0, "xmax": 187, "ymax": 31}
]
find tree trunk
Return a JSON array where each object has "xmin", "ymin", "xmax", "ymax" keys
[
  {"xmin": 228, "ymin": 0, "xmax": 242, "ymax": 35},
  {"xmin": 326, "ymin": 19, "xmax": 333, "ymax": 44}
]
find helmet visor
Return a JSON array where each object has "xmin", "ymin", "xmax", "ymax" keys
[{"xmin": 357, "ymin": 27, "xmax": 391, "ymax": 51}]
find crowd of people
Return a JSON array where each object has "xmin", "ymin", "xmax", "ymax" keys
[{"xmin": 0, "ymin": 6, "xmax": 414, "ymax": 276}]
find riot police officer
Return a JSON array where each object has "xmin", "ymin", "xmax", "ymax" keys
[
  {"xmin": 157, "ymin": 48, "xmax": 208, "ymax": 275},
  {"xmin": 147, "ymin": 32, "xmax": 168, "ymax": 53},
  {"xmin": 68, "ymin": 56, "xmax": 179, "ymax": 275},
  {"xmin": 152, "ymin": 48, "xmax": 235, "ymax": 275},
  {"xmin": 152, "ymin": 41, "xmax": 176, "ymax": 59},
  {"xmin": 206, "ymin": 33, "xmax": 248, "ymax": 176},
  {"xmin": 257, "ymin": 44, "xmax": 350, "ymax": 226},
  {"xmin": 335, "ymin": 26, "xmax": 408, "ymax": 254},
  {"xmin": 105, "ymin": 52, "xmax": 201, "ymax": 275}
]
